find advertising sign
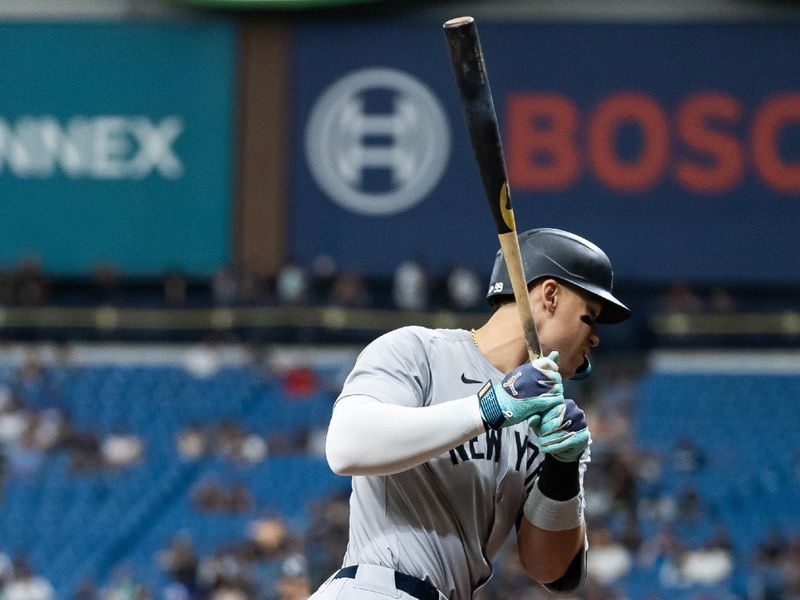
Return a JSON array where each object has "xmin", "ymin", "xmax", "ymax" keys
[
  {"xmin": 291, "ymin": 23, "xmax": 800, "ymax": 283},
  {"xmin": 0, "ymin": 22, "xmax": 236, "ymax": 275}
]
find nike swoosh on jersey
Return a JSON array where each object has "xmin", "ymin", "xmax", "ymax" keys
[{"xmin": 461, "ymin": 373, "xmax": 483, "ymax": 385}]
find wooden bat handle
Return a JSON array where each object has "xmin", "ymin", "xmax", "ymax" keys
[{"xmin": 499, "ymin": 233, "xmax": 540, "ymax": 362}]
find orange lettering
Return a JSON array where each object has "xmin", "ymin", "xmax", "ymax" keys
[
  {"xmin": 675, "ymin": 93, "xmax": 744, "ymax": 194},
  {"xmin": 752, "ymin": 93, "xmax": 800, "ymax": 194},
  {"xmin": 506, "ymin": 93, "xmax": 579, "ymax": 190},
  {"xmin": 588, "ymin": 92, "xmax": 669, "ymax": 193}
]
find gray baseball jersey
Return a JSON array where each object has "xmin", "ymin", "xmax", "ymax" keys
[{"xmin": 335, "ymin": 326, "xmax": 588, "ymax": 600}]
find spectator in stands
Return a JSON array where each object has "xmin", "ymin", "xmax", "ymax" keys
[
  {"xmin": 164, "ymin": 270, "xmax": 188, "ymax": 307},
  {"xmin": 444, "ymin": 266, "xmax": 482, "ymax": 310},
  {"xmin": 237, "ymin": 432, "xmax": 267, "ymax": 464},
  {"xmin": 92, "ymin": 262, "xmax": 122, "ymax": 305},
  {"xmin": 247, "ymin": 516, "xmax": 293, "ymax": 560},
  {"xmin": 5, "ymin": 423, "xmax": 44, "ymax": 475},
  {"xmin": 651, "ymin": 524, "xmax": 734, "ymax": 589},
  {"xmin": 305, "ymin": 426, "xmax": 327, "ymax": 460},
  {"xmin": 619, "ymin": 514, "xmax": 643, "ymax": 555},
  {"xmin": 228, "ymin": 483, "xmax": 254, "ymax": 513},
  {"xmin": 657, "ymin": 549, "xmax": 692, "ymax": 590},
  {"xmin": 14, "ymin": 257, "xmax": 50, "ymax": 306},
  {"xmin": 157, "ymin": 534, "xmax": 199, "ymax": 598},
  {"xmin": 177, "ymin": 423, "xmax": 208, "ymax": 461},
  {"xmin": 708, "ymin": 286, "xmax": 736, "ymax": 313},
  {"xmin": 212, "ymin": 266, "xmax": 240, "ymax": 307},
  {"xmin": 282, "ymin": 367, "xmax": 320, "ymax": 399},
  {"xmin": 0, "ymin": 393, "xmax": 29, "ymax": 450},
  {"xmin": 183, "ymin": 344, "xmax": 222, "ymax": 378},
  {"xmin": 192, "ymin": 476, "xmax": 254, "ymax": 514},
  {"xmin": 192, "ymin": 476, "xmax": 228, "ymax": 512},
  {"xmin": 635, "ymin": 457, "xmax": 676, "ymax": 522},
  {"xmin": 99, "ymin": 566, "xmax": 151, "ymax": 600},
  {"xmin": 237, "ymin": 273, "xmax": 268, "ymax": 306},
  {"xmin": 782, "ymin": 534, "xmax": 800, "ymax": 598},
  {"xmin": 309, "ymin": 255, "xmax": 338, "ymax": 304},
  {"xmin": 756, "ymin": 527, "xmax": 788, "ymax": 565},
  {"xmin": 751, "ymin": 560, "xmax": 787, "ymax": 600},
  {"xmin": 392, "ymin": 260, "xmax": 428, "ymax": 311},
  {"xmin": 216, "ymin": 422, "xmax": 267, "ymax": 464},
  {"xmin": 18, "ymin": 351, "xmax": 44, "ymax": 388},
  {"xmin": 705, "ymin": 525, "xmax": 733, "ymax": 554},
  {"xmin": 304, "ymin": 493, "xmax": 350, "ymax": 588},
  {"xmin": 752, "ymin": 527, "xmax": 791, "ymax": 600},
  {"xmin": 72, "ymin": 578, "xmax": 99, "ymax": 600},
  {"xmin": 639, "ymin": 524, "xmax": 684, "ymax": 570},
  {"xmin": 274, "ymin": 554, "xmax": 310, "ymax": 600},
  {"xmin": 212, "ymin": 421, "xmax": 247, "ymax": 460},
  {"xmin": 586, "ymin": 527, "xmax": 632, "ymax": 585},
  {"xmin": 62, "ymin": 428, "xmax": 103, "ymax": 472},
  {"xmin": 266, "ymin": 429, "xmax": 307, "ymax": 456},
  {"xmin": 197, "ymin": 550, "xmax": 252, "ymax": 600},
  {"xmin": 2, "ymin": 558, "xmax": 54, "ymax": 600},
  {"xmin": 101, "ymin": 431, "xmax": 144, "ymax": 469},
  {"xmin": 662, "ymin": 280, "xmax": 703, "ymax": 314},
  {"xmin": 276, "ymin": 263, "xmax": 308, "ymax": 305},
  {"xmin": 329, "ymin": 271, "xmax": 370, "ymax": 308},
  {"xmin": 72, "ymin": 579, "xmax": 98, "ymax": 600},
  {"xmin": 677, "ymin": 542, "xmax": 733, "ymax": 587},
  {"xmin": 31, "ymin": 408, "xmax": 66, "ymax": 452},
  {"xmin": 208, "ymin": 580, "xmax": 248, "ymax": 600},
  {"xmin": 608, "ymin": 449, "xmax": 639, "ymax": 515},
  {"xmin": 196, "ymin": 551, "xmax": 227, "ymax": 594}
]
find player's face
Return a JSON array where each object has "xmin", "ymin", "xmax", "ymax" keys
[{"xmin": 544, "ymin": 284, "xmax": 602, "ymax": 378}]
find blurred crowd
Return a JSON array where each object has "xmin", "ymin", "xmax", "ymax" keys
[
  {"xmin": 0, "ymin": 255, "xmax": 486, "ymax": 313},
  {"xmin": 0, "ymin": 255, "xmax": 759, "ymax": 318},
  {"xmin": 1, "ymin": 348, "xmax": 800, "ymax": 600},
  {"xmin": 0, "ymin": 354, "xmax": 144, "ymax": 477}
]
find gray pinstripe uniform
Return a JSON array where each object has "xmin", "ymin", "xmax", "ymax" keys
[{"xmin": 328, "ymin": 326, "xmax": 586, "ymax": 600}]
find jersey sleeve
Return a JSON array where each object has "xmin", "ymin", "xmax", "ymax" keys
[{"xmin": 338, "ymin": 326, "xmax": 431, "ymax": 408}]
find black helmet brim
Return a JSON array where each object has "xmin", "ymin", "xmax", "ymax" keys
[{"xmin": 571, "ymin": 280, "xmax": 631, "ymax": 324}]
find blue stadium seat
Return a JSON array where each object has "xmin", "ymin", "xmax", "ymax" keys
[
  {"xmin": 0, "ymin": 363, "xmax": 343, "ymax": 600},
  {"xmin": 630, "ymin": 371, "xmax": 800, "ymax": 590}
]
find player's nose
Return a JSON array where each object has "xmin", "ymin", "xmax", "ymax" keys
[{"xmin": 588, "ymin": 333, "xmax": 599, "ymax": 349}]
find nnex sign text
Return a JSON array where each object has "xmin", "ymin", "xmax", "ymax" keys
[
  {"xmin": 0, "ymin": 116, "xmax": 183, "ymax": 180},
  {"xmin": 506, "ymin": 92, "xmax": 800, "ymax": 195}
]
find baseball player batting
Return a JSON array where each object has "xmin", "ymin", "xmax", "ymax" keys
[{"xmin": 308, "ymin": 228, "xmax": 630, "ymax": 600}]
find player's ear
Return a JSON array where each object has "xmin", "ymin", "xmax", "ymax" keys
[{"xmin": 541, "ymin": 279, "xmax": 559, "ymax": 314}]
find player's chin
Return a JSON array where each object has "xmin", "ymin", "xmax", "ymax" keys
[
  {"xmin": 562, "ymin": 362, "xmax": 578, "ymax": 380},
  {"xmin": 564, "ymin": 353, "xmax": 585, "ymax": 379}
]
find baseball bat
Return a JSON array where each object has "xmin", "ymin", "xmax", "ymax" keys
[{"xmin": 443, "ymin": 16, "xmax": 540, "ymax": 361}]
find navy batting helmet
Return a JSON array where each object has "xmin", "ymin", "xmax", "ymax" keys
[{"xmin": 487, "ymin": 228, "xmax": 630, "ymax": 324}]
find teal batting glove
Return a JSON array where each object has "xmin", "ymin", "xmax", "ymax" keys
[
  {"xmin": 478, "ymin": 351, "xmax": 563, "ymax": 430},
  {"xmin": 529, "ymin": 398, "xmax": 590, "ymax": 462}
]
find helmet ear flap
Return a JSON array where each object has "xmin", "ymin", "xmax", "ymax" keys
[{"xmin": 571, "ymin": 356, "xmax": 592, "ymax": 380}]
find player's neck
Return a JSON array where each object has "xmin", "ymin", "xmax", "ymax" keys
[{"xmin": 471, "ymin": 308, "xmax": 529, "ymax": 373}]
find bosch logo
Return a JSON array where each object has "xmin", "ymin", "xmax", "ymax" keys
[{"xmin": 305, "ymin": 68, "xmax": 450, "ymax": 216}]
